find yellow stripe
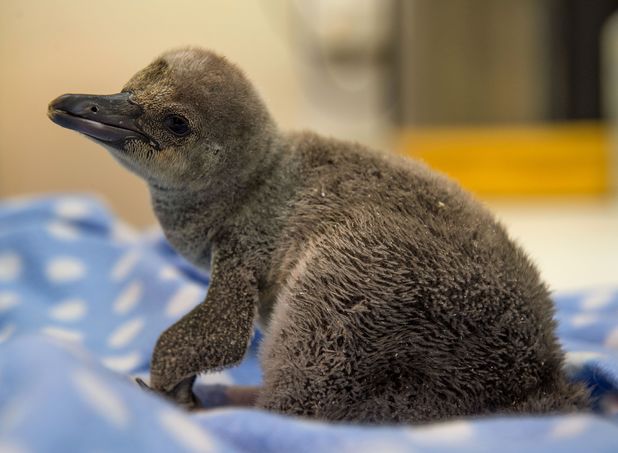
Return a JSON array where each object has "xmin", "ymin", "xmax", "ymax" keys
[{"xmin": 398, "ymin": 122, "xmax": 610, "ymax": 196}]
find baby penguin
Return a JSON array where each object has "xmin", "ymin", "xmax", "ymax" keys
[{"xmin": 48, "ymin": 48, "xmax": 588, "ymax": 423}]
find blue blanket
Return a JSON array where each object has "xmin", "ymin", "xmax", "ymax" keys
[{"xmin": 0, "ymin": 195, "xmax": 617, "ymax": 452}]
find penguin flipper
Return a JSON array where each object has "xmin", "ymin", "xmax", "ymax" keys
[{"xmin": 148, "ymin": 245, "xmax": 258, "ymax": 408}]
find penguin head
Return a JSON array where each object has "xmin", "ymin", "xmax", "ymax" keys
[{"xmin": 48, "ymin": 48, "xmax": 276, "ymax": 190}]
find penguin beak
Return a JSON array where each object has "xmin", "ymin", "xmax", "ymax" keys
[{"xmin": 48, "ymin": 92, "xmax": 159, "ymax": 150}]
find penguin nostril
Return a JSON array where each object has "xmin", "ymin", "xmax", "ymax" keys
[{"xmin": 90, "ymin": 105, "xmax": 98, "ymax": 113}]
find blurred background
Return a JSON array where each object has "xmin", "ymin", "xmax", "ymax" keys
[{"xmin": 1, "ymin": 0, "xmax": 617, "ymax": 291}]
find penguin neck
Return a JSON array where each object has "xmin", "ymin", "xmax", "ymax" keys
[{"xmin": 148, "ymin": 136, "xmax": 287, "ymax": 267}]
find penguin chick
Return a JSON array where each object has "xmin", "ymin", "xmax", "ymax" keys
[{"xmin": 48, "ymin": 48, "xmax": 589, "ymax": 423}]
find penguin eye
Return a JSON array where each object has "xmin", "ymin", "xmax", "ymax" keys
[{"xmin": 163, "ymin": 114, "xmax": 190, "ymax": 137}]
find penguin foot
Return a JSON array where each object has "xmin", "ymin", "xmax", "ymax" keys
[{"xmin": 135, "ymin": 376, "xmax": 200, "ymax": 411}]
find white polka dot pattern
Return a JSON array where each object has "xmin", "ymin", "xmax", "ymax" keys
[
  {"xmin": 41, "ymin": 326, "xmax": 83, "ymax": 344},
  {"xmin": 110, "ymin": 251, "xmax": 140, "ymax": 281},
  {"xmin": 72, "ymin": 368, "xmax": 129, "ymax": 428},
  {"xmin": 107, "ymin": 318, "xmax": 144, "ymax": 349},
  {"xmin": 166, "ymin": 285, "xmax": 204, "ymax": 318},
  {"xmin": 0, "ymin": 441, "xmax": 30, "ymax": 453},
  {"xmin": 565, "ymin": 351, "xmax": 605, "ymax": 366},
  {"xmin": 0, "ymin": 292, "xmax": 20, "ymax": 312},
  {"xmin": 581, "ymin": 289, "xmax": 614, "ymax": 310},
  {"xmin": 113, "ymin": 281, "xmax": 143, "ymax": 315},
  {"xmin": 111, "ymin": 222, "xmax": 138, "ymax": 243},
  {"xmin": 0, "ymin": 252, "xmax": 22, "ymax": 282},
  {"xmin": 0, "ymin": 324, "xmax": 16, "ymax": 343},
  {"xmin": 46, "ymin": 221, "xmax": 80, "ymax": 240},
  {"xmin": 45, "ymin": 257, "xmax": 86, "ymax": 283},
  {"xmin": 101, "ymin": 352, "xmax": 142, "ymax": 373},
  {"xmin": 158, "ymin": 409, "xmax": 215, "ymax": 452},
  {"xmin": 549, "ymin": 416, "xmax": 591, "ymax": 439},
  {"xmin": 407, "ymin": 420, "xmax": 474, "ymax": 444},
  {"xmin": 159, "ymin": 265, "xmax": 181, "ymax": 281},
  {"xmin": 570, "ymin": 313, "xmax": 599, "ymax": 328},
  {"xmin": 54, "ymin": 199, "xmax": 91, "ymax": 219},
  {"xmin": 605, "ymin": 327, "xmax": 618, "ymax": 349},
  {"xmin": 49, "ymin": 299, "xmax": 87, "ymax": 322}
]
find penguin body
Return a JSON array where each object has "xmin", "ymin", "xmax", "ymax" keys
[{"xmin": 49, "ymin": 48, "xmax": 588, "ymax": 423}]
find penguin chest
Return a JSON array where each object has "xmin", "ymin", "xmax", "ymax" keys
[{"xmin": 154, "ymin": 207, "xmax": 212, "ymax": 269}]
